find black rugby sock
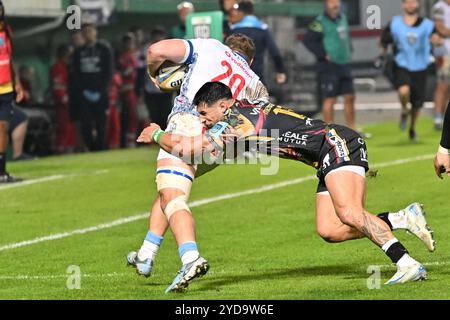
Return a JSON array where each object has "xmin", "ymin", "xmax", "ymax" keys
[{"xmin": 377, "ymin": 212, "xmax": 393, "ymax": 230}]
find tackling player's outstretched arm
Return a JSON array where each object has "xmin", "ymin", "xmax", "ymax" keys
[
  {"xmin": 147, "ymin": 39, "xmax": 189, "ymax": 78},
  {"xmin": 137, "ymin": 123, "xmax": 220, "ymax": 158}
]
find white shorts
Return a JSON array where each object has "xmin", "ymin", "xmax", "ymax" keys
[{"xmin": 316, "ymin": 165, "xmax": 366, "ymax": 196}]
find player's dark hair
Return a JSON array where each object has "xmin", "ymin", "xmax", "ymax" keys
[
  {"xmin": 235, "ymin": 0, "xmax": 254, "ymax": 15},
  {"xmin": 225, "ymin": 33, "xmax": 256, "ymax": 62},
  {"xmin": 193, "ymin": 82, "xmax": 232, "ymax": 107}
]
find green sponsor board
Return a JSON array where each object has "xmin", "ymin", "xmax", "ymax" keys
[{"xmin": 186, "ymin": 11, "xmax": 224, "ymax": 41}]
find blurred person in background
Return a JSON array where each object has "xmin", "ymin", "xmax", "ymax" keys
[
  {"xmin": 118, "ymin": 32, "xmax": 138, "ymax": 148},
  {"xmin": 71, "ymin": 22, "xmax": 113, "ymax": 151},
  {"xmin": 228, "ymin": 0, "xmax": 286, "ymax": 85},
  {"xmin": 107, "ymin": 70, "xmax": 122, "ymax": 150},
  {"xmin": 144, "ymin": 28, "xmax": 173, "ymax": 130},
  {"xmin": 171, "ymin": 2, "xmax": 194, "ymax": 39},
  {"xmin": 434, "ymin": 99, "xmax": 450, "ymax": 178},
  {"xmin": 71, "ymin": 30, "xmax": 86, "ymax": 49},
  {"xmin": 219, "ymin": 0, "xmax": 235, "ymax": 36},
  {"xmin": 432, "ymin": 0, "xmax": 450, "ymax": 131},
  {"xmin": 129, "ymin": 26, "xmax": 150, "ymax": 132},
  {"xmin": 8, "ymin": 106, "xmax": 29, "ymax": 161},
  {"xmin": 50, "ymin": 44, "xmax": 76, "ymax": 154},
  {"xmin": 17, "ymin": 65, "xmax": 34, "ymax": 107},
  {"xmin": 69, "ymin": 30, "xmax": 87, "ymax": 152},
  {"xmin": 303, "ymin": 0, "xmax": 356, "ymax": 131},
  {"xmin": 0, "ymin": 0, "xmax": 24, "ymax": 182},
  {"xmin": 380, "ymin": 0, "xmax": 441, "ymax": 141}
]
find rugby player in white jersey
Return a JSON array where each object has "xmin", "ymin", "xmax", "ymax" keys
[{"xmin": 127, "ymin": 34, "xmax": 269, "ymax": 292}]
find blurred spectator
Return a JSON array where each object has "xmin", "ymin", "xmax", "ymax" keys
[
  {"xmin": 219, "ymin": 0, "xmax": 235, "ymax": 36},
  {"xmin": 107, "ymin": 71, "xmax": 122, "ymax": 149},
  {"xmin": 18, "ymin": 65, "xmax": 35, "ymax": 107},
  {"xmin": 228, "ymin": 0, "xmax": 286, "ymax": 85},
  {"xmin": 71, "ymin": 22, "xmax": 113, "ymax": 151},
  {"xmin": 171, "ymin": 1, "xmax": 194, "ymax": 39},
  {"xmin": 129, "ymin": 26, "xmax": 147, "ymax": 99},
  {"xmin": 71, "ymin": 30, "xmax": 86, "ymax": 49},
  {"xmin": 50, "ymin": 44, "xmax": 76, "ymax": 154},
  {"xmin": 118, "ymin": 32, "xmax": 138, "ymax": 148},
  {"xmin": 68, "ymin": 30, "xmax": 87, "ymax": 152},
  {"xmin": 432, "ymin": 0, "xmax": 450, "ymax": 131},
  {"xmin": 380, "ymin": 0, "xmax": 440, "ymax": 141},
  {"xmin": 0, "ymin": 0, "xmax": 24, "ymax": 182},
  {"xmin": 130, "ymin": 26, "xmax": 151, "ymax": 132},
  {"xmin": 304, "ymin": 0, "xmax": 356, "ymax": 130},
  {"xmin": 8, "ymin": 106, "xmax": 30, "ymax": 161},
  {"xmin": 144, "ymin": 28, "xmax": 173, "ymax": 130}
]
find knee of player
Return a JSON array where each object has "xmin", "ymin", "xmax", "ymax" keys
[
  {"xmin": 316, "ymin": 229, "xmax": 340, "ymax": 243},
  {"xmin": 335, "ymin": 207, "xmax": 364, "ymax": 226}
]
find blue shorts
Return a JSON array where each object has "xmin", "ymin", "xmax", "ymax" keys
[
  {"xmin": 0, "ymin": 93, "xmax": 14, "ymax": 122},
  {"xmin": 319, "ymin": 64, "xmax": 355, "ymax": 98}
]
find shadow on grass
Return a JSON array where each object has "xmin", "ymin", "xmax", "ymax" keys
[{"xmin": 195, "ymin": 264, "xmax": 363, "ymax": 292}]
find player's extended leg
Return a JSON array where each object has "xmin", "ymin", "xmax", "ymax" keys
[
  {"xmin": 325, "ymin": 170, "xmax": 427, "ymax": 284},
  {"xmin": 316, "ymin": 193, "xmax": 435, "ymax": 250},
  {"xmin": 316, "ymin": 193, "xmax": 365, "ymax": 242}
]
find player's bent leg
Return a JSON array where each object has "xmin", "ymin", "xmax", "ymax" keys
[
  {"xmin": 316, "ymin": 193, "xmax": 364, "ymax": 243},
  {"xmin": 325, "ymin": 169, "xmax": 427, "ymax": 284},
  {"xmin": 127, "ymin": 196, "xmax": 167, "ymax": 277}
]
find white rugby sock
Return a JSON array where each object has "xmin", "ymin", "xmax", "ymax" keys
[
  {"xmin": 181, "ymin": 250, "xmax": 200, "ymax": 265},
  {"xmin": 138, "ymin": 241, "xmax": 160, "ymax": 261},
  {"xmin": 396, "ymin": 254, "xmax": 417, "ymax": 268},
  {"xmin": 388, "ymin": 210, "xmax": 407, "ymax": 230}
]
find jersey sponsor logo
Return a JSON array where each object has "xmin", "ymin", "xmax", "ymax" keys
[
  {"xmin": 326, "ymin": 129, "xmax": 350, "ymax": 163},
  {"xmin": 278, "ymin": 131, "xmax": 308, "ymax": 146},
  {"xmin": 360, "ymin": 148, "xmax": 368, "ymax": 163}
]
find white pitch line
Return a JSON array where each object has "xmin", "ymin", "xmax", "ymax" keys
[
  {"xmin": 0, "ymin": 272, "xmax": 130, "ymax": 281},
  {"xmin": 0, "ymin": 154, "xmax": 435, "ymax": 253},
  {"xmin": 2, "ymin": 261, "xmax": 449, "ymax": 281},
  {"xmin": 334, "ymin": 101, "xmax": 434, "ymax": 111},
  {"xmin": 0, "ymin": 169, "xmax": 110, "ymax": 191}
]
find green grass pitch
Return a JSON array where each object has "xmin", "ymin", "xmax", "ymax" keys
[{"xmin": 0, "ymin": 118, "xmax": 449, "ymax": 300}]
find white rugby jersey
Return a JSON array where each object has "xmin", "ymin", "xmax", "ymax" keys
[
  {"xmin": 169, "ymin": 38, "xmax": 268, "ymax": 119},
  {"xmin": 432, "ymin": 0, "xmax": 450, "ymax": 55}
]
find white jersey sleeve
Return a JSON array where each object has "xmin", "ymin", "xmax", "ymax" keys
[{"xmin": 169, "ymin": 38, "xmax": 269, "ymax": 119}]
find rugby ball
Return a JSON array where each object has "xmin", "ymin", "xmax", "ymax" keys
[{"xmin": 156, "ymin": 61, "xmax": 188, "ymax": 92}]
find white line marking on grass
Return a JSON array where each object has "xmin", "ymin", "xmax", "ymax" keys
[
  {"xmin": 0, "ymin": 272, "xmax": 130, "ymax": 281},
  {"xmin": 334, "ymin": 101, "xmax": 434, "ymax": 111},
  {"xmin": 2, "ymin": 260, "xmax": 449, "ymax": 281},
  {"xmin": 0, "ymin": 169, "xmax": 110, "ymax": 191},
  {"xmin": 0, "ymin": 154, "xmax": 434, "ymax": 253}
]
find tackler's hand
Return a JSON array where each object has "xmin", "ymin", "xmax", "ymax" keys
[{"xmin": 137, "ymin": 123, "xmax": 161, "ymax": 144}]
